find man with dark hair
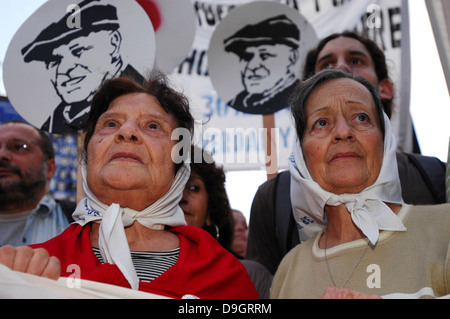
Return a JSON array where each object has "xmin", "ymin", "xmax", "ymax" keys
[
  {"xmin": 223, "ymin": 14, "xmax": 300, "ymax": 114},
  {"xmin": 21, "ymin": 0, "xmax": 143, "ymax": 133},
  {"xmin": 0, "ymin": 121, "xmax": 74, "ymax": 246},
  {"xmin": 302, "ymin": 31, "xmax": 394, "ymax": 118}
]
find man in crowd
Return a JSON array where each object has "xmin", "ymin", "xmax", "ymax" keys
[{"xmin": 0, "ymin": 120, "xmax": 74, "ymax": 246}]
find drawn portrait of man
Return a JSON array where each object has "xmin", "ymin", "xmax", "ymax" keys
[
  {"xmin": 4, "ymin": 0, "xmax": 156, "ymax": 134},
  {"xmin": 207, "ymin": 2, "xmax": 318, "ymax": 116},
  {"xmin": 20, "ymin": 0, "xmax": 144, "ymax": 133},
  {"xmin": 223, "ymin": 14, "xmax": 300, "ymax": 114}
]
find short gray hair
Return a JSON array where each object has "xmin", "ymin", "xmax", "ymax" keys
[{"xmin": 290, "ymin": 69, "xmax": 386, "ymax": 145}]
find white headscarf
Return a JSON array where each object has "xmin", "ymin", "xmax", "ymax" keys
[
  {"xmin": 289, "ymin": 112, "xmax": 406, "ymax": 245},
  {"xmin": 72, "ymin": 162, "xmax": 189, "ymax": 290}
]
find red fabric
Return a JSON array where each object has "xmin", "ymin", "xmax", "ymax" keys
[
  {"xmin": 135, "ymin": 0, "xmax": 162, "ymax": 31},
  {"xmin": 31, "ymin": 224, "xmax": 258, "ymax": 299}
]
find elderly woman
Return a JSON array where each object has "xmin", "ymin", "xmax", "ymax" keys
[
  {"xmin": 0, "ymin": 75, "xmax": 258, "ymax": 299},
  {"xmin": 246, "ymin": 31, "xmax": 445, "ymax": 281},
  {"xmin": 271, "ymin": 69, "xmax": 450, "ymax": 299}
]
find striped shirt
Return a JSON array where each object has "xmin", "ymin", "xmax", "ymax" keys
[{"xmin": 92, "ymin": 247, "xmax": 179, "ymax": 282}]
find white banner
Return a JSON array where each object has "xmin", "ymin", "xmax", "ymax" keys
[{"xmin": 169, "ymin": 0, "xmax": 407, "ymax": 172}]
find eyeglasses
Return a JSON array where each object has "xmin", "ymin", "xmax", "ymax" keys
[{"xmin": 0, "ymin": 138, "xmax": 38, "ymax": 154}]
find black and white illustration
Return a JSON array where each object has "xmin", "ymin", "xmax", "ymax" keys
[
  {"xmin": 208, "ymin": 1, "xmax": 318, "ymax": 115},
  {"xmin": 3, "ymin": 0, "xmax": 156, "ymax": 134}
]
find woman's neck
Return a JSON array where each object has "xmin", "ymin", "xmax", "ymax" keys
[
  {"xmin": 318, "ymin": 203, "xmax": 402, "ymax": 249},
  {"xmin": 95, "ymin": 190, "xmax": 158, "ymax": 212},
  {"xmin": 90, "ymin": 221, "xmax": 180, "ymax": 252},
  {"xmin": 318, "ymin": 204, "xmax": 364, "ymax": 249}
]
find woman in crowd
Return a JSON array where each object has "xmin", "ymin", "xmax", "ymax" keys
[
  {"xmin": 271, "ymin": 69, "xmax": 450, "ymax": 299},
  {"xmin": 0, "ymin": 75, "xmax": 258, "ymax": 299},
  {"xmin": 246, "ymin": 31, "xmax": 446, "ymax": 280},
  {"xmin": 180, "ymin": 145, "xmax": 233, "ymax": 252},
  {"xmin": 180, "ymin": 145, "xmax": 272, "ymax": 299},
  {"xmin": 230, "ymin": 209, "xmax": 248, "ymax": 259}
]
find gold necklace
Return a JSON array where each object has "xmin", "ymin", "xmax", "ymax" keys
[{"xmin": 323, "ymin": 230, "xmax": 369, "ymax": 288}]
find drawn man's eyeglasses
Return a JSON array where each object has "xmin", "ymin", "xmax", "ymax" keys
[{"xmin": 0, "ymin": 139, "xmax": 37, "ymax": 154}]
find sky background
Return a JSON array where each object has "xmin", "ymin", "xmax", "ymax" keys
[{"xmin": 0, "ymin": 0, "xmax": 449, "ymax": 221}]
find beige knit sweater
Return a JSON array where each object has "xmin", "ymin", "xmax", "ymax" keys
[{"xmin": 271, "ymin": 204, "xmax": 450, "ymax": 299}]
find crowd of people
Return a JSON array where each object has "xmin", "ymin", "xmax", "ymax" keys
[{"xmin": 0, "ymin": 31, "xmax": 449, "ymax": 299}]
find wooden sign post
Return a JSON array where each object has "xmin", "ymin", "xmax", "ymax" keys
[{"xmin": 263, "ymin": 113, "xmax": 278, "ymax": 180}]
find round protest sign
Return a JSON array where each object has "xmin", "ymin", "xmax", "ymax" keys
[
  {"xmin": 208, "ymin": 1, "xmax": 318, "ymax": 115},
  {"xmin": 4, "ymin": 0, "xmax": 156, "ymax": 133}
]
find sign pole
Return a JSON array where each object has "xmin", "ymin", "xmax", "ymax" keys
[
  {"xmin": 263, "ymin": 113, "xmax": 278, "ymax": 180},
  {"xmin": 76, "ymin": 134, "xmax": 85, "ymax": 204}
]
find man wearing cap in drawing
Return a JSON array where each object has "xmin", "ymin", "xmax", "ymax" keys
[
  {"xmin": 224, "ymin": 14, "xmax": 300, "ymax": 115},
  {"xmin": 21, "ymin": 0, "xmax": 143, "ymax": 134}
]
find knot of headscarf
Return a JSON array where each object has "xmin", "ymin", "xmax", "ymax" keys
[
  {"xmin": 72, "ymin": 163, "xmax": 189, "ymax": 290},
  {"xmin": 326, "ymin": 194, "xmax": 406, "ymax": 244},
  {"xmin": 289, "ymin": 112, "xmax": 406, "ymax": 245}
]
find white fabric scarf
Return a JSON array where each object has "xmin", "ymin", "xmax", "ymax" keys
[
  {"xmin": 289, "ymin": 112, "xmax": 406, "ymax": 245},
  {"xmin": 72, "ymin": 163, "xmax": 189, "ymax": 290}
]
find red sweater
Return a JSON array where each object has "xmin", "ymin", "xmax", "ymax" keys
[{"xmin": 31, "ymin": 224, "xmax": 258, "ymax": 299}]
